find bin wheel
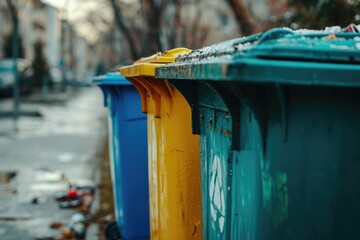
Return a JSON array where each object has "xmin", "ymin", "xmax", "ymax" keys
[{"xmin": 104, "ymin": 221, "xmax": 122, "ymax": 240}]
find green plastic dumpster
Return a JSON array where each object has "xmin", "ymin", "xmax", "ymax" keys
[{"xmin": 156, "ymin": 28, "xmax": 360, "ymax": 240}]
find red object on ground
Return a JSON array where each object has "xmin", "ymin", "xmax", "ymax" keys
[
  {"xmin": 343, "ymin": 23, "xmax": 359, "ymax": 33},
  {"xmin": 67, "ymin": 189, "xmax": 78, "ymax": 199}
]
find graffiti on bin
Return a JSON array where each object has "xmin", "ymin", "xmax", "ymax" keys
[{"xmin": 209, "ymin": 152, "xmax": 226, "ymax": 233}]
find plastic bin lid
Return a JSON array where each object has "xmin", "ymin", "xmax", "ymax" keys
[
  {"xmin": 93, "ymin": 72, "xmax": 131, "ymax": 86},
  {"xmin": 156, "ymin": 27, "xmax": 360, "ymax": 87},
  {"xmin": 120, "ymin": 48, "xmax": 190, "ymax": 77}
]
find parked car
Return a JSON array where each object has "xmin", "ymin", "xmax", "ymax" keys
[{"xmin": 0, "ymin": 58, "xmax": 33, "ymax": 97}]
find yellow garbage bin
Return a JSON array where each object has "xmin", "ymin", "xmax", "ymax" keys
[{"xmin": 120, "ymin": 48, "xmax": 202, "ymax": 240}]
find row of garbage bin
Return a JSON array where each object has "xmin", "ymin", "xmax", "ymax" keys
[{"xmin": 94, "ymin": 27, "xmax": 360, "ymax": 240}]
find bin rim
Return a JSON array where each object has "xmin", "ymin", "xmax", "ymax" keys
[
  {"xmin": 170, "ymin": 28, "xmax": 360, "ymax": 64},
  {"xmin": 93, "ymin": 72, "xmax": 131, "ymax": 86},
  {"xmin": 155, "ymin": 27, "xmax": 360, "ymax": 87},
  {"xmin": 120, "ymin": 48, "xmax": 191, "ymax": 77}
]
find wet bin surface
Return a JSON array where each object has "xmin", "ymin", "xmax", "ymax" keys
[
  {"xmin": 94, "ymin": 72, "xmax": 150, "ymax": 240},
  {"xmin": 156, "ymin": 28, "xmax": 360, "ymax": 240},
  {"xmin": 120, "ymin": 49, "xmax": 202, "ymax": 240}
]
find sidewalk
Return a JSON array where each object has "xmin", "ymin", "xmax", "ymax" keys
[{"xmin": 0, "ymin": 87, "xmax": 107, "ymax": 239}]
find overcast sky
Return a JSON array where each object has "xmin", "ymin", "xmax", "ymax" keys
[{"xmin": 42, "ymin": 0, "xmax": 112, "ymax": 43}]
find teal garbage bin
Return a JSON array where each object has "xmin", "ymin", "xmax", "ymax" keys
[
  {"xmin": 94, "ymin": 72, "xmax": 150, "ymax": 240},
  {"xmin": 156, "ymin": 28, "xmax": 360, "ymax": 240}
]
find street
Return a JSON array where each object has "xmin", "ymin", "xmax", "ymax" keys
[{"xmin": 0, "ymin": 87, "xmax": 107, "ymax": 239}]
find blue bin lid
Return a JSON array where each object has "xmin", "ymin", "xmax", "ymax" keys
[
  {"xmin": 93, "ymin": 72, "xmax": 131, "ymax": 86},
  {"xmin": 156, "ymin": 27, "xmax": 360, "ymax": 87}
]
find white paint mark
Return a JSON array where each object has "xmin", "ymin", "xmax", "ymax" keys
[
  {"xmin": 210, "ymin": 203, "xmax": 216, "ymax": 221},
  {"xmin": 209, "ymin": 153, "xmax": 226, "ymax": 233},
  {"xmin": 149, "ymin": 116, "xmax": 159, "ymax": 231},
  {"xmin": 151, "ymin": 118, "xmax": 157, "ymax": 164},
  {"xmin": 220, "ymin": 189, "xmax": 225, "ymax": 216},
  {"xmin": 219, "ymin": 216, "xmax": 225, "ymax": 233}
]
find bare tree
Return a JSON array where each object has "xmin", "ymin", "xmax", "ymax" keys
[
  {"xmin": 225, "ymin": 0, "xmax": 255, "ymax": 35},
  {"xmin": 109, "ymin": 0, "xmax": 278, "ymax": 63},
  {"xmin": 286, "ymin": 0, "xmax": 359, "ymax": 29},
  {"xmin": 142, "ymin": 0, "xmax": 168, "ymax": 53},
  {"xmin": 166, "ymin": 0, "xmax": 181, "ymax": 49},
  {"xmin": 110, "ymin": 0, "xmax": 140, "ymax": 60},
  {"xmin": 109, "ymin": 0, "xmax": 170, "ymax": 60},
  {"xmin": 162, "ymin": 0, "xmax": 212, "ymax": 50},
  {"xmin": 187, "ymin": 6, "xmax": 210, "ymax": 49}
]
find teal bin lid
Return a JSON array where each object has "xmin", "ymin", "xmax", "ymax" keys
[
  {"xmin": 93, "ymin": 72, "xmax": 131, "ymax": 86},
  {"xmin": 156, "ymin": 28, "xmax": 360, "ymax": 87}
]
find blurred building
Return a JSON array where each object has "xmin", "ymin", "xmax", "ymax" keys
[
  {"xmin": 0, "ymin": 0, "xmax": 91, "ymax": 87},
  {"xmin": 0, "ymin": 1, "xmax": 14, "ymax": 59},
  {"xmin": 61, "ymin": 19, "xmax": 76, "ymax": 83},
  {"xmin": 74, "ymin": 35, "xmax": 88, "ymax": 83}
]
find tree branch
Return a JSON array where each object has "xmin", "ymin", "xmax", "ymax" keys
[
  {"xmin": 142, "ymin": 0, "xmax": 164, "ymax": 53},
  {"xmin": 226, "ymin": 0, "xmax": 255, "ymax": 36},
  {"xmin": 109, "ymin": 0, "xmax": 140, "ymax": 60},
  {"xmin": 5, "ymin": 0, "xmax": 18, "ymax": 23}
]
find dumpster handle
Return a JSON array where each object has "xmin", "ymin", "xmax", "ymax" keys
[
  {"xmin": 223, "ymin": 84, "xmax": 269, "ymax": 153},
  {"xmin": 164, "ymin": 80, "xmax": 175, "ymax": 99},
  {"xmin": 169, "ymin": 80, "xmax": 201, "ymax": 135},
  {"xmin": 148, "ymin": 78, "xmax": 172, "ymax": 101},
  {"xmin": 205, "ymin": 81, "xmax": 241, "ymax": 150},
  {"xmin": 258, "ymin": 28, "xmax": 294, "ymax": 44},
  {"xmin": 98, "ymin": 85, "xmax": 121, "ymax": 116},
  {"xmin": 137, "ymin": 76, "xmax": 162, "ymax": 118},
  {"xmin": 126, "ymin": 78, "xmax": 149, "ymax": 114},
  {"xmin": 98, "ymin": 85, "xmax": 109, "ymax": 107},
  {"xmin": 164, "ymin": 80, "xmax": 176, "ymax": 110},
  {"xmin": 147, "ymin": 78, "xmax": 172, "ymax": 117}
]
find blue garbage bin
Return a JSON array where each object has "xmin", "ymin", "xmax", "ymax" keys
[{"xmin": 94, "ymin": 72, "xmax": 150, "ymax": 240}]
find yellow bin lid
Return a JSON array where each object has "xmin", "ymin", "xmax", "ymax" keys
[{"xmin": 120, "ymin": 48, "xmax": 190, "ymax": 77}]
